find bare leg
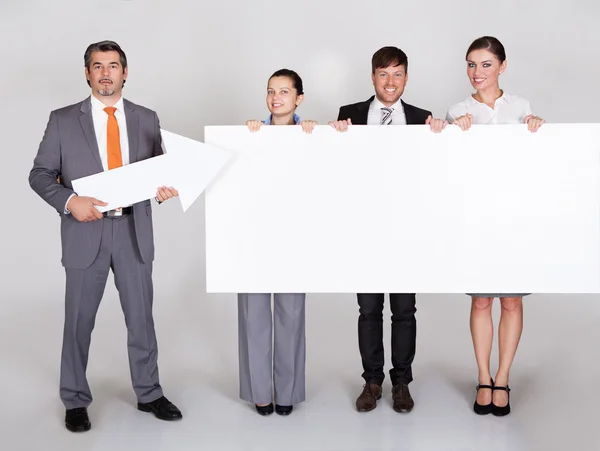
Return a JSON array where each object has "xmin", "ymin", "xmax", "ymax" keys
[
  {"xmin": 470, "ymin": 296, "xmax": 494, "ymax": 405},
  {"xmin": 494, "ymin": 296, "xmax": 523, "ymax": 407}
]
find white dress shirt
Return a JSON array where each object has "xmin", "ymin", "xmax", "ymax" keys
[
  {"xmin": 367, "ymin": 96, "xmax": 407, "ymax": 126},
  {"xmin": 65, "ymin": 95, "xmax": 130, "ymax": 213},
  {"xmin": 445, "ymin": 92, "xmax": 532, "ymax": 125}
]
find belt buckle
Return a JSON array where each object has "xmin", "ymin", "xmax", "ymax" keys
[{"xmin": 107, "ymin": 207, "xmax": 123, "ymax": 217}]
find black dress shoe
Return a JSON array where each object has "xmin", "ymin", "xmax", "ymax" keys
[
  {"xmin": 65, "ymin": 407, "xmax": 91, "ymax": 433},
  {"xmin": 492, "ymin": 385, "xmax": 511, "ymax": 416},
  {"xmin": 473, "ymin": 380, "xmax": 494, "ymax": 415},
  {"xmin": 356, "ymin": 384, "xmax": 382, "ymax": 412},
  {"xmin": 138, "ymin": 396, "xmax": 182, "ymax": 421},
  {"xmin": 255, "ymin": 403, "xmax": 274, "ymax": 416},
  {"xmin": 392, "ymin": 384, "xmax": 414, "ymax": 413},
  {"xmin": 275, "ymin": 404, "xmax": 293, "ymax": 416}
]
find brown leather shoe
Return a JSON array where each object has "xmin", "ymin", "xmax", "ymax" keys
[
  {"xmin": 356, "ymin": 384, "xmax": 382, "ymax": 412},
  {"xmin": 392, "ymin": 384, "xmax": 414, "ymax": 413}
]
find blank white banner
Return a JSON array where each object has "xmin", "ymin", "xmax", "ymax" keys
[{"xmin": 205, "ymin": 124, "xmax": 600, "ymax": 293}]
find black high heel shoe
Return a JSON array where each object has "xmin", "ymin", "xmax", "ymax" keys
[
  {"xmin": 275, "ymin": 404, "xmax": 293, "ymax": 416},
  {"xmin": 492, "ymin": 385, "xmax": 511, "ymax": 416},
  {"xmin": 473, "ymin": 380, "xmax": 494, "ymax": 415},
  {"xmin": 255, "ymin": 403, "xmax": 274, "ymax": 416}
]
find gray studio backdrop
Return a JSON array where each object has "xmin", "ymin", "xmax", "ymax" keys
[
  {"xmin": 3, "ymin": 3, "xmax": 600, "ymax": 449},
  {"xmin": 2, "ymin": 0, "xmax": 600, "ymax": 302}
]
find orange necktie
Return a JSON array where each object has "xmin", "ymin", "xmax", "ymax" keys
[{"xmin": 104, "ymin": 107, "xmax": 123, "ymax": 170}]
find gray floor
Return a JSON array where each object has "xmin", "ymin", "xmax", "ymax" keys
[{"xmin": 1, "ymin": 287, "xmax": 599, "ymax": 451}]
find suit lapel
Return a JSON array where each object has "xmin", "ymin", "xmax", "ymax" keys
[
  {"xmin": 355, "ymin": 97, "xmax": 373, "ymax": 125},
  {"xmin": 401, "ymin": 100, "xmax": 418, "ymax": 125},
  {"xmin": 79, "ymin": 97, "xmax": 103, "ymax": 171},
  {"xmin": 124, "ymin": 99, "xmax": 139, "ymax": 163}
]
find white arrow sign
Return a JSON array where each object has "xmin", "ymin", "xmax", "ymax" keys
[{"xmin": 72, "ymin": 130, "xmax": 232, "ymax": 212}]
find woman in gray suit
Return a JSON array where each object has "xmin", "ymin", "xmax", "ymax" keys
[{"xmin": 239, "ymin": 69, "xmax": 316, "ymax": 416}]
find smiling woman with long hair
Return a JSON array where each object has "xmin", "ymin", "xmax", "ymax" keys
[{"xmin": 446, "ymin": 36, "xmax": 545, "ymax": 417}]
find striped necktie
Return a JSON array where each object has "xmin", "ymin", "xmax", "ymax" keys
[{"xmin": 381, "ymin": 107, "xmax": 393, "ymax": 125}]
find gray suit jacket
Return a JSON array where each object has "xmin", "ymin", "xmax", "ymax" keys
[{"xmin": 29, "ymin": 96, "xmax": 163, "ymax": 269}]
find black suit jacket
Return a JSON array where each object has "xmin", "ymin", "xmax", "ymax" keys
[{"xmin": 337, "ymin": 96, "xmax": 431, "ymax": 125}]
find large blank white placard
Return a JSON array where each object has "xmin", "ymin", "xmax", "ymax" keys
[{"xmin": 205, "ymin": 124, "xmax": 600, "ymax": 293}]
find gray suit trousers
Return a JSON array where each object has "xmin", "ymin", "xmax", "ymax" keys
[
  {"xmin": 60, "ymin": 215, "xmax": 163, "ymax": 409},
  {"xmin": 237, "ymin": 293, "xmax": 306, "ymax": 405}
]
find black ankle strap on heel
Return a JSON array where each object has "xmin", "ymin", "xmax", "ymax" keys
[
  {"xmin": 492, "ymin": 385, "xmax": 510, "ymax": 392},
  {"xmin": 476, "ymin": 379, "xmax": 494, "ymax": 391},
  {"xmin": 491, "ymin": 385, "xmax": 511, "ymax": 416},
  {"xmin": 473, "ymin": 380, "xmax": 494, "ymax": 415}
]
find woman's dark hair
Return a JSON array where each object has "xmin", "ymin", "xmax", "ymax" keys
[
  {"xmin": 84, "ymin": 40, "xmax": 128, "ymax": 87},
  {"xmin": 466, "ymin": 36, "xmax": 506, "ymax": 62},
  {"xmin": 372, "ymin": 46, "xmax": 408, "ymax": 73},
  {"xmin": 269, "ymin": 69, "xmax": 304, "ymax": 95}
]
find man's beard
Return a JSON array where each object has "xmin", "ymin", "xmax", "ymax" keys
[{"xmin": 98, "ymin": 88, "xmax": 116, "ymax": 96}]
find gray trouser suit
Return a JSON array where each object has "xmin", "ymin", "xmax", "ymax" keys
[
  {"xmin": 29, "ymin": 97, "xmax": 166, "ymax": 409},
  {"xmin": 237, "ymin": 293, "xmax": 306, "ymax": 405},
  {"xmin": 60, "ymin": 215, "xmax": 162, "ymax": 408}
]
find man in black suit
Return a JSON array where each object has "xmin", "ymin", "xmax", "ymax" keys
[{"xmin": 330, "ymin": 46, "xmax": 446, "ymax": 414}]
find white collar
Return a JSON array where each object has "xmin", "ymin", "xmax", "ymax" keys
[
  {"xmin": 371, "ymin": 96, "xmax": 403, "ymax": 111},
  {"xmin": 468, "ymin": 91, "xmax": 510, "ymax": 107},
  {"xmin": 90, "ymin": 94, "xmax": 125, "ymax": 113}
]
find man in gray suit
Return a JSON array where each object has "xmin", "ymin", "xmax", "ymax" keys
[{"xmin": 29, "ymin": 40, "xmax": 182, "ymax": 432}]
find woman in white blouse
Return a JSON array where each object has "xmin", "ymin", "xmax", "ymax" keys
[{"xmin": 446, "ymin": 36, "xmax": 544, "ymax": 417}]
